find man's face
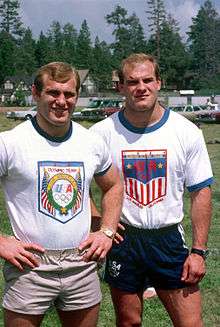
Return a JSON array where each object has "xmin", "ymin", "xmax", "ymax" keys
[
  {"xmin": 119, "ymin": 61, "xmax": 161, "ymax": 113},
  {"xmin": 32, "ymin": 75, "xmax": 78, "ymax": 129}
]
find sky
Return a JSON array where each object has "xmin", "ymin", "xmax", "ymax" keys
[{"xmin": 19, "ymin": 0, "xmax": 220, "ymax": 42}]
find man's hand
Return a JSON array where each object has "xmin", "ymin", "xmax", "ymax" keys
[
  {"xmin": 79, "ymin": 231, "xmax": 113, "ymax": 262},
  {"xmin": 0, "ymin": 236, "xmax": 45, "ymax": 271},
  {"xmin": 181, "ymin": 253, "xmax": 206, "ymax": 284},
  {"xmin": 114, "ymin": 222, "xmax": 125, "ymax": 244}
]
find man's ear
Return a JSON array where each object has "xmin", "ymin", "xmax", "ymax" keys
[
  {"xmin": 157, "ymin": 79, "xmax": 161, "ymax": 91},
  {"xmin": 118, "ymin": 83, "xmax": 125, "ymax": 95},
  {"xmin": 31, "ymin": 84, "xmax": 40, "ymax": 101}
]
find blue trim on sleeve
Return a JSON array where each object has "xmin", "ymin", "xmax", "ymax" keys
[
  {"xmin": 187, "ymin": 177, "xmax": 214, "ymax": 192},
  {"xmin": 118, "ymin": 108, "xmax": 170, "ymax": 134},
  {"xmin": 94, "ymin": 163, "xmax": 112, "ymax": 176}
]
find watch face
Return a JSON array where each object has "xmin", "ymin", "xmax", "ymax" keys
[
  {"xmin": 101, "ymin": 228, "xmax": 114, "ymax": 239},
  {"xmin": 105, "ymin": 230, "xmax": 114, "ymax": 237}
]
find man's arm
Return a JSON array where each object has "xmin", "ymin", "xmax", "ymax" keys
[
  {"xmin": 90, "ymin": 190, "xmax": 125, "ymax": 243},
  {"xmin": 79, "ymin": 165, "xmax": 124, "ymax": 262},
  {"xmin": 181, "ymin": 186, "xmax": 212, "ymax": 284}
]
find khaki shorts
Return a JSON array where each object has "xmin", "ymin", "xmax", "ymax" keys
[{"xmin": 2, "ymin": 249, "xmax": 102, "ymax": 315}]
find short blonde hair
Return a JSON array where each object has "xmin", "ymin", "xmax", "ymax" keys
[
  {"xmin": 33, "ymin": 62, "xmax": 80, "ymax": 94},
  {"xmin": 118, "ymin": 53, "xmax": 160, "ymax": 83}
]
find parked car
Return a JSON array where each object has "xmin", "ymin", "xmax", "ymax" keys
[
  {"xmin": 80, "ymin": 98, "xmax": 124, "ymax": 121},
  {"xmin": 84, "ymin": 98, "xmax": 122, "ymax": 111},
  {"xmin": 169, "ymin": 104, "xmax": 212, "ymax": 123},
  {"xmin": 100, "ymin": 99, "xmax": 124, "ymax": 117},
  {"xmin": 6, "ymin": 107, "xmax": 37, "ymax": 120},
  {"xmin": 196, "ymin": 109, "xmax": 220, "ymax": 123}
]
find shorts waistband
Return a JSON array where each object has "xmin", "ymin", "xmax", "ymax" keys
[
  {"xmin": 31, "ymin": 248, "xmax": 83, "ymax": 259},
  {"xmin": 43, "ymin": 248, "xmax": 80, "ymax": 255},
  {"xmin": 120, "ymin": 222, "xmax": 179, "ymax": 235}
]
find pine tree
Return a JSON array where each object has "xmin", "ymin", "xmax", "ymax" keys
[
  {"xmin": 0, "ymin": 0, "xmax": 24, "ymax": 37},
  {"xmin": 91, "ymin": 37, "xmax": 113, "ymax": 90},
  {"xmin": 62, "ymin": 23, "xmax": 78, "ymax": 65},
  {"xmin": 146, "ymin": 0, "xmax": 166, "ymax": 60},
  {"xmin": 0, "ymin": 31, "xmax": 16, "ymax": 83},
  {"xmin": 15, "ymin": 28, "xmax": 37, "ymax": 75},
  {"xmin": 187, "ymin": 0, "xmax": 220, "ymax": 88},
  {"xmin": 35, "ymin": 31, "xmax": 51, "ymax": 67},
  {"xmin": 106, "ymin": 5, "xmax": 146, "ymax": 67},
  {"xmin": 75, "ymin": 20, "xmax": 92, "ymax": 69}
]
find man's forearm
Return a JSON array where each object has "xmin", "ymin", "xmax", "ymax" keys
[
  {"xmin": 190, "ymin": 187, "xmax": 212, "ymax": 248},
  {"xmin": 100, "ymin": 182, "xmax": 123, "ymax": 232}
]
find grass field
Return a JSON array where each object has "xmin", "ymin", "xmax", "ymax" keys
[{"xmin": 0, "ymin": 113, "xmax": 219, "ymax": 326}]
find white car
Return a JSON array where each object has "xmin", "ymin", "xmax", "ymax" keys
[{"xmin": 6, "ymin": 107, "xmax": 37, "ymax": 120}]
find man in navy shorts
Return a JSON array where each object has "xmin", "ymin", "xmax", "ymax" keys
[{"xmin": 91, "ymin": 53, "xmax": 213, "ymax": 327}]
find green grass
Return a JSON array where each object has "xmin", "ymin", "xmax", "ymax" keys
[{"xmin": 0, "ymin": 113, "xmax": 219, "ymax": 326}]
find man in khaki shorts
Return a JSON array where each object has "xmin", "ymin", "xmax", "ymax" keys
[{"xmin": 0, "ymin": 62, "xmax": 123, "ymax": 326}]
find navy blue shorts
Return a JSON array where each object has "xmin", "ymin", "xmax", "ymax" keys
[{"xmin": 104, "ymin": 223, "xmax": 189, "ymax": 292}]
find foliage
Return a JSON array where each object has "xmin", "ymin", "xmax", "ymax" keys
[
  {"xmin": 187, "ymin": 0, "xmax": 220, "ymax": 89},
  {"xmin": 0, "ymin": 0, "xmax": 220, "ymax": 91},
  {"xmin": 14, "ymin": 28, "xmax": 37, "ymax": 76},
  {"xmin": 91, "ymin": 37, "xmax": 113, "ymax": 90},
  {"xmin": 0, "ymin": 0, "xmax": 24, "ymax": 36},
  {"xmin": 0, "ymin": 31, "xmax": 16, "ymax": 84},
  {"xmin": 146, "ymin": 0, "xmax": 166, "ymax": 60},
  {"xmin": 106, "ymin": 5, "xmax": 147, "ymax": 67},
  {"xmin": 75, "ymin": 19, "xmax": 92, "ymax": 69}
]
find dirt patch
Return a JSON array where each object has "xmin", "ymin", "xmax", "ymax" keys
[{"xmin": 0, "ymin": 107, "xmax": 29, "ymax": 113}]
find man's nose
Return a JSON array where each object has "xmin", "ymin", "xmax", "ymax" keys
[
  {"xmin": 137, "ymin": 80, "xmax": 146, "ymax": 91},
  {"xmin": 56, "ymin": 93, "xmax": 67, "ymax": 106}
]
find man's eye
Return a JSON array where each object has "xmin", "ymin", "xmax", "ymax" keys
[
  {"xmin": 127, "ymin": 80, "xmax": 138, "ymax": 86},
  {"xmin": 64, "ymin": 92, "xmax": 75, "ymax": 98},
  {"xmin": 47, "ymin": 90, "xmax": 60, "ymax": 97}
]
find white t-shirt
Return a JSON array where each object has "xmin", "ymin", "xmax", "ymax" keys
[
  {"xmin": 90, "ymin": 109, "xmax": 213, "ymax": 229},
  {"xmin": 0, "ymin": 119, "xmax": 111, "ymax": 249}
]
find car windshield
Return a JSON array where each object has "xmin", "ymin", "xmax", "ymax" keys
[{"xmin": 87, "ymin": 100, "xmax": 101, "ymax": 108}]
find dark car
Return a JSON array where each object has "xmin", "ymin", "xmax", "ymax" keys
[
  {"xmin": 196, "ymin": 109, "xmax": 220, "ymax": 123},
  {"xmin": 100, "ymin": 99, "xmax": 124, "ymax": 117},
  {"xmin": 80, "ymin": 98, "xmax": 124, "ymax": 121}
]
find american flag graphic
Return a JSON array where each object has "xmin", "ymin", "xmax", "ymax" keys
[
  {"xmin": 72, "ymin": 170, "xmax": 82, "ymax": 213},
  {"xmin": 122, "ymin": 150, "xmax": 167, "ymax": 206},
  {"xmin": 41, "ymin": 170, "xmax": 55, "ymax": 215}
]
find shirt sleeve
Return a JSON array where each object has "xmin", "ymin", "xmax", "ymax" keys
[
  {"xmin": 0, "ymin": 134, "xmax": 8, "ymax": 177},
  {"xmin": 92, "ymin": 132, "xmax": 112, "ymax": 176},
  {"xmin": 185, "ymin": 130, "xmax": 214, "ymax": 192}
]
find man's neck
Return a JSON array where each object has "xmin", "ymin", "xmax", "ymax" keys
[
  {"xmin": 123, "ymin": 103, "xmax": 165, "ymax": 128},
  {"xmin": 36, "ymin": 114, "xmax": 70, "ymax": 138}
]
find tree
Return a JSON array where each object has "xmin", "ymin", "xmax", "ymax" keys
[
  {"xmin": 187, "ymin": 0, "xmax": 220, "ymax": 88},
  {"xmin": 15, "ymin": 28, "xmax": 37, "ymax": 76},
  {"xmin": 46, "ymin": 21, "xmax": 64, "ymax": 62},
  {"xmin": 0, "ymin": 30, "xmax": 16, "ymax": 84},
  {"xmin": 75, "ymin": 20, "xmax": 92, "ymax": 69},
  {"xmin": 106, "ymin": 5, "xmax": 147, "ymax": 67},
  {"xmin": 91, "ymin": 37, "xmax": 113, "ymax": 90},
  {"xmin": 35, "ymin": 31, "xmax": 51, "ymax": 67},
  {"xmin": 62, "ymin": 23, "xmax": 78, "ymax": 65},
  {"xmin": 146, "ymin": 0, "xmax": 166, "ymax": 60},
  {"xmin": 158, "ymin": 18, "xmax": 189, "ymax": 89},
  {"xmin": 0, "ymin": 0, "xmax": 24, "ymax": 37}
]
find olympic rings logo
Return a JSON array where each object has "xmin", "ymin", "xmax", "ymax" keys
[{"xmin": 54, "ymin": 193, "xmax": 72, "ymax": 204}]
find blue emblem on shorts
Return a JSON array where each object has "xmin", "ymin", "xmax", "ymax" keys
[
  {"xmin": 122, "ymin": 149, "xmax": 167, "ymax": 206},
  {"xmin": 38, "ymin": 161, "xmax": 84, "ymax": 223}
]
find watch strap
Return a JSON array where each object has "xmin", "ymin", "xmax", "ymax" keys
[{"xmin": 191, "ymin": 248, "xmax": 209, "ymax": 259}]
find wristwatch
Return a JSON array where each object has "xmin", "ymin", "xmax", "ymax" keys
[
  {"xmin": 191, "ymin": 248, "xmax": 209, "ymax": 259},
  {"xmin": 100, "ymin": 227, "xmax": 115, "ymax": 240}
]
